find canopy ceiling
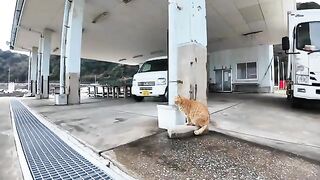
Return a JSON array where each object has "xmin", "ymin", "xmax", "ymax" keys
[{"xmin": 11, "ymin": 0, "xmax": 295, "ymax": 65}]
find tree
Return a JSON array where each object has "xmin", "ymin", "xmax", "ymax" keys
[
  {"xmin": 0, "ymin": 49, "xmax": 139, "ymax": 85},
  {"xmin": 297, "ymin": 2, "xmax": 320, "ymax": 10}
]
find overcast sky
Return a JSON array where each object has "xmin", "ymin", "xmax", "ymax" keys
[
  {"xmin": 0, "ymin": 0, "xmax": 15, "ymax": 51},
  {"xmin": 0, "ymin": 0, "xmax": 319, "ymax": 52}
]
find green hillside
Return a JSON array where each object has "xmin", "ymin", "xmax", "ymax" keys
[
  {"xmin": 0, "ymin": 49, "xmax": 139, "ymax": 85},
  {"xmin": 0, "ymin": 49, "xmax": 29, "ymax": 83}
]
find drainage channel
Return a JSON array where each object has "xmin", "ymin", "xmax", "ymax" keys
[{"xmin": 10, "ymin": 99, "xmax": 113, "ymax": 180}]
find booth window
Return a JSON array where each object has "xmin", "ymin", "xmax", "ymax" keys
[{"xmin": 237, "ymin": 62, "xmax": 257, "ymax": 80}]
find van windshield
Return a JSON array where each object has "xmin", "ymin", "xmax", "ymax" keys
[
  {"xmin": 139, "ymin": 59, "xmax": 168, "ymax": 73},
  {"xmin": 296, "ymin": 21, "xmax": 320, "ymax": 51}
]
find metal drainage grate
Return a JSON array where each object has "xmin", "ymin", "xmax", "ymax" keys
[{"xmin": 11, "ymin": 100, "xmax": 112, "ymax": 180}]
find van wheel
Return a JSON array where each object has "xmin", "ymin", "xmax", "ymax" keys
[
  {"xmin": 161, "ymin": 89, "xmax": 168, "ymax": 102},
  {"xmin": 133, "ymin": 95, "xmax": 144, "ymax": 102}
]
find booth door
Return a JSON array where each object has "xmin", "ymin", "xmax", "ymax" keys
[
  {"xmin": 214, "ymin": 69, "xmax": 232, "ymax": 92},
  {"xmin": 222, "ymin": 69, "xmax": 232, "ymax": 92}
]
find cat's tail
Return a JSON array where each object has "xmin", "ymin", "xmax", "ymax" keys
[{"xmin": 194, "ymin": 125, "xmax": 208, "ymax": 136}]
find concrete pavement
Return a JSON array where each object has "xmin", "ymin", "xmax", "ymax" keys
[
  {"xmin": 17, "ymin": 93, "xmax": 320, "ymax": 179},
  {"xmin": 22, "ymin": 93, "xmax": 320, "ymax": 161},
  {"xmin": 22, "ymin": 96, "xmax": 164, "ymax": 153},
  {"xmin": 0, "ymin": 97, "xmax": 22, "ymax": 180},
  {"xmin": 208, "ymin": 93, "xmax": 320, "ymax": 161}
]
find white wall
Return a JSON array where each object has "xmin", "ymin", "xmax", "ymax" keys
[{"xmin": 208, "ymin": 45, "xmax": 274, "ymax": 92}]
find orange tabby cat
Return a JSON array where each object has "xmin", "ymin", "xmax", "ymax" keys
[{"xmin": 175, "ymin": 95, "xmax": 210, "ymax": 135}]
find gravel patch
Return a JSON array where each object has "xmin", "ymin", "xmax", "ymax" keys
[{"xmin": 107, "ymin": 132, "xmax": 320, "ymax": 180}]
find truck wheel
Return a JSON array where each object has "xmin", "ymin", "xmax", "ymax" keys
[
  {"xmin": 133, "ymin": 95, "xmax": 144, "ymax": 102},
  {"xmin": 291, "ymin": 97, "xmax": 301, "ymax": 108}
]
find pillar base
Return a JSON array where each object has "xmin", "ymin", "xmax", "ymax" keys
[
  {"xmin": 66, "ymin": 73, "xmax": 80, "ymax": 105},
  {"xmin": 24, "ymin": 93, "xmax": 35, "ymax": 97},
  {"xmin": 55, "ymin": 94, "xmax": 68, "ymax": 105},
  {"xmin": 41, "ymin": 78, "xmax": 49, "ymax": 99},
  {"xmin": 41, "ymin": 96, "xmax": 49, "ymax": 99},
  {"xmin": 157, "ymin": 105, "xmax": 185, "ymax": 130},
  {"xmin": 35, "ymin": 94, "xmax": 42, "ymax": 99}
]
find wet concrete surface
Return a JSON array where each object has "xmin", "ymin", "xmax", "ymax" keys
[
  {"xmin": 0, "ymin": 98, "xmax": 22, "ymax": 180},
  {"xmin": 20, "ymin": 93, "xmax": 320, "ymax": 178},
  {"xmin": 22, "ymin": 96, "xmax": 163, "ymax": 152},
  {"xmin": 208, "ymin": 93, "xmax": 320, "ymax": 161},
  {"xmin": 105, "ymin": 132, "xmax": 320, "ymax": 180}
]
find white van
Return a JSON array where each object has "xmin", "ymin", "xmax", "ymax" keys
[{"xmin": 132, "ymin": 56, "xmax": 168, "ymax": 102}]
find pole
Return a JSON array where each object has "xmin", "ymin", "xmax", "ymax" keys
[
  {"xmin": 37, "ymin": 35, "xmax": 43, "ymax": 95},
  {"xmin": 60, "ymin": 0, "xmax": 72, "ymax": 95},
  {"xmin": 282, "ymin": 62, "xmax": 285, "ymax": 81},
  {"xmin": 8, "ymin": 66, "xmax": 10, "ymax": 83},
  {"xmin": 28, "ymin": 51, "xmax": 32, "ymax": 92},
  {"xmin": 277, "ymin": 56, "xmax": 280, "ymax": 86},
  {"xmin": 282, "ymin": 61, "xmax": 285, "ymax": 90}
]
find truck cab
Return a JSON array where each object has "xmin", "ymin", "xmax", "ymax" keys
[
  {"xmin": 131, "ymin": 56, "xmax": 168, "ymax": 102},
  {"xmin": 282, "ymin": 10, "xmax": 320, "ymax": 104}
]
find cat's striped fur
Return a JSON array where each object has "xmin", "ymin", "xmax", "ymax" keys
[{"xmin": 175, "ymin": 96, "xmax": 210, "ymax": 135}]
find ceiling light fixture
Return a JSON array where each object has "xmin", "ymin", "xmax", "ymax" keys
[
  {"xmin": 123, "ymin": 0, "xmax": 132, "ymax": 4},
  {"xmin": 19, "ymin": 25, "xmax": 42, "ymax": 34},
  {"xmin": 92, "ymin": 12, "xmax": 109, "ymax": 24},
  {"xmin": 53, "ymin": 47, "xmax": 59, "ymax": 52},
  {"xmin": 119, "ymin": 58, "xmax": 127, "ymax": 62},
  {"xmin": 133, "ymin": 54, "xmax": 143, "ymax": 59},
  {"xmin": 242, "ymin": 30, "xmax": 263, "ymax": 36}
]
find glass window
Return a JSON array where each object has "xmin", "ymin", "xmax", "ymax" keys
[
  {"xmin": 140, "ymin": 64, "xmax": 151, "ymax": 72},
  {"xmin": 237, "ymin": 63, "xmax": 246, "ymax": 79},
  {"xmin": 237, "ymin": 62, "xmax": 257, "ymax": 80},
  {"xmin": 247, "ymin": 62, "xmax": 257, "ymax": 79},
  {"xmin": 296, "ymin": 22, "xmax": 320, "ymax": 51},
  {"xmin": 139, "ymin": 59, "xmax": 168, "ymax": 73}
]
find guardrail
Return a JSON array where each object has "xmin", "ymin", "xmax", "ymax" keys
[
  {"xmin": 88, "ymin": 85, "xmax": 132, "ymax": 98},
  {"xmin": 51, "ymin": 85, "xmax": 132, "ymax": 99}
]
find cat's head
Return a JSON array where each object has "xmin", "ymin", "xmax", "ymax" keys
[{"xmin": 174, "ymin": 95, "xmax": 183, "ymax": 106}]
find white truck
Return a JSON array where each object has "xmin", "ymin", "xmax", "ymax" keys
[
  {"xmin": 282, "ymin": 9, "xmax": 320, "ymax": 105},
  {"xmin": 131, "ymin": 56, "xmax": 168, "ymax": 102}
]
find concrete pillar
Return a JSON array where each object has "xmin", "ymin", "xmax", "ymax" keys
[
  {"xmin": 36, "ymin": 37, "xmax": 43, "ymax": 98},
  {"xmin": 270, "ymin": 49, "xmax": 275, "ymax": 93},
  {"xmin": 56, "ymin": 0, "xmax": 85, "ymax": 105},
  {"xmin": 64, "ymin": 0, "xmax": 84, "ymax": 104},
  {"xmin": 30, "ymin": 47, "xmax": 38, "ymax": 96},
  {"xmin": 40, "ymin": 29, "xmax": 53, "ymax": 99},
  {"xmin": 27, "ymin": 52, "xmax": 32, "ymax": 93},
  {"xmin": 158, "ymin": 0, "xmax": 208, "ymax": 129},
  {"xmin": 168, "ymin": 0, "xmax": 207, "ymax": 105}
]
